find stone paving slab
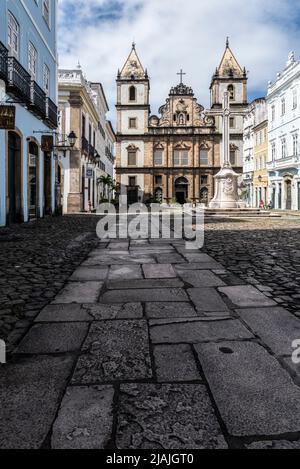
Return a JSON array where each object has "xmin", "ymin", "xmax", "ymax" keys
[
  {"xmin": 101, "ymin": 288, "xmax": 189, "ymax": 304},
  {"xmin": 184, "ymin": 253, "xmax": 220, "ymax": 263},
  {"xmin": 143, "ymin": 264, "xmax": 176, "ymax": 279},
  {"xmin": 70, "ymin": 267, "xmax": 108, "ymax": 282},
  {"xmin": 116, "ymin": 384, "xmax": 227, "ymax": 449},
  {"xmin": 35, "ymin": 304, "xmax": 92, "ymax": 323},
  {"xmin": 51, "ymin": 385, "xmax": 114, "ymax": 449},
  {"xmin": 145, "ymin": 302, "xmax": 197, "ymax": 319},
  {"xmin": 154, "ymin": 345, "xmax": 201, "ymax": 382},
  {"xmin": 52, "ymin": 281, "xmax": 103, "ymax": 304},
  {"xmin": 195, "ymin": 341, "xmax": 300, "ymax": 436},
  {"xmin": 188, "ymin": 288, "xmax": 230, "ymax": 312},
  {"xmin": 83, "ymin": 303, "xmax": 143, "ymax": 320},
  {"xmin": 246, "ymin": 440, "xmax": 300, "ymax": 449},
  {"xmin": 218, "ymin": 285, "xmax": 277, "ymax": 307},
  {"xmin": 108, "ymin": 265, "xmax": 143, "ymax": 280},
  {"xmin": 106, "ymin": 279, "xmax": 184, "ymax": 290},
  {"xmin": 82, "ymin": 256, "xmax": 155, "ymax": 266},
  {"xmin": 175, "ymin": 262, "xmax": 224, "ymax": 271},
  {"xmin": 151, "ymin": 319, "xmax": 253, "ymax": 344},
  {"xmin": 0, "ymin": 356, "xmax": 74, "ymax": 449},
  {"xmin": 236, "ymin": 307, "xmax": 300, "ymax": 356},
  {"xmin": 154, "ymin": 254, "xmax": 185, "ymax": 264},
  {"xmin": 14, "ymin": 323, "xmax": 89, "ymax": 354},
  {"xmin": 178, "ymin": 270, "xmax": 226, "ymax": 287},
  {"xmin": 72, "ymin": 320, "xmax": 152, "ymax": 383}
]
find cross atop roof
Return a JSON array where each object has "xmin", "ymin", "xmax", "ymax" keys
[{"xmin": 177, "ymin": 69, "xmax": 186, "ymax": 84}]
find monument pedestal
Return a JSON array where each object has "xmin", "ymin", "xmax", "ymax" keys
[{"xmin": 209, "ymin": 166, "xmax": 245, "ymax": 209}]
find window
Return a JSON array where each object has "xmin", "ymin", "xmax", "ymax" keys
[
  {"xmin": 129, "ymin": 176, "xmax": 136, "ymax": 187},
  {"xmin": 293, "ymin": 89, "xmax": 298, "ymax": 110},
  {"xmin": 129, "ymin": 118, "xmax": 137, "ymax": 129},
  {"xmin": 281, "ymin": 98, "xmax": 286, "ymax": 116},
  {"xmin": 129, "ymin": 86, "xmax": 136, "ymax": 102},
  {"xmin": 128, "ymin": 150, "xmax": 137, "ymax": 166},
  {"xmin": 154, "ymin": 150, "xmax": 163, "ymax": 165},
  {"xmin": 174, "ymin": 150, "xmax": 189, "ymax": 166},
  {"xmin": 201, "ymin": 175, "xmax": 208, "ymax": 185},
  {"xmin": 200, "ymin": 149, "xmax": 209, "ymax": 165},
  {"xmin": 271, "ymin": 142, "xmax": 276, "ymax": 161},
  {"xmin": 228, "ymin": 85, "xmax": 235, "ymax": 100},
  {"xmin": 28, "ymin": 42, "xmax": 37, "ymax": 80},
  {"xmin": 293, "ymin": 133, "xmax": 298, "ymax": 156},
  {"xmin": 82, "ymin": 114, "xmax": 86, "ymax": 138},
  {"xmin": 43, "ymin": 64, "xmax": 50, "ymax": 96},
  {"xmin": 271, "ymin": 105, "xmax": 275, "ymax": 121},
  {"xmin": 259, "ymin": 130, "xmax": 262, "ymax": 145},
  {"xmin": 43, "ymin": 0, "xmax": 50, "ymax": 26},
  {"xmin": 8, "ymin": 12, "xmax": 19, "ymax": 58},
  {"xmin": 281, "ymin": 138, "xmax": 287, "ymax": 158},
  {"xmin": 155, "ymin": 175, "xmax": 162, "ymax": 185},
  {"xmin": 230, "ymin": 150, "xmax": 236, "ymax": 165},
  {"xmin": 229, "ymin": 117, "xmax": 235, "ymax": 129}
]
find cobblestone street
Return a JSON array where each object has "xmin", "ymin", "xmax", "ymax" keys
[{"xmin": 1, "ymin": 214, "xmax": 300, "ymax": 449}]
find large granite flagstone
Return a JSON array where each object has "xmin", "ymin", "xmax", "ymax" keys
[
  {"xmin": 52, "ymin": 281, "xmax": 103, "ymax": 304},
  {"xmin": 72, "ymin": 320, "xmax": 152, "ymax": 383},
  {"xmin": 236, "ymin": 307, "xmax": 300, "ymax": 356},
  {"xmin": 178, "ymin": 270, "xmax": 226, "ymax": 287},
  {"xmin": 52, "ymin": 385, "xmax": 114, "ymax": 449},
  {"xmin": 0, "ymin": 356, "xmax": 74, "ymax": 449},
  {"xmin": 143, "ymin": 264, "xmax": 176, "ymax": 279},
  {"xmin": 83, "ymin": 303, "xmax": 143, "ymax": 320},
  {"xmin": 82, "ymin": 256, "xmax": 154, "ymax": 266},
  {"xmin": 175, "ymin": 261, "xmax": 223, "ymax": 271},
  {"xmin": 154, "ymin": 344, "xmax": 201, "ymax": 382},
  {"xmin": 35, "ymin": 304, "xmax": 92, "ymax": 323},
  {"xmin": 195, "ymin": 341, "xmax": 300, "ymax": 436},
  {"xmin": 154, "ymin": 254, "xmax": 185, "ymax": 264},
  {"xmin": 150, "ymin": 319, "xmax": 253, "ymax": 344},
  {"xmin": 108, "ymin": 265, "xmax": 143, "ymax": 280},
  {"xmin": 101, "ymin": 288, "xmax": 189, "ymax": 304},
  {"xmin": 188, "ymin": 288, "xmax": 230, "ymax": 312},
  {"xmin": 106, "ymin": 278, "xmax": 184, "ymax": 290},
  {"xmin": 218, "ymin": 285, "xmax": 276, "ymax": 307},
  {"xmin": 116, "ymin": 384, "xmax": 227, "ymax": 449},
  {"xmin": 70, "ymin": 267, "xmax": 108, "ymax": 282},
  {"xmin": 145, "ymin": 302, "xmax": 197, "ymax": 319},
  {"xmin": 14, "ymin": 323, "xmax": 89, "ymax": 354}
]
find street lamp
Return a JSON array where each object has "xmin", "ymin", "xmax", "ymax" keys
[{"xmin": 67, "ymin": 131, "xmax": 77, "ymax": 148}]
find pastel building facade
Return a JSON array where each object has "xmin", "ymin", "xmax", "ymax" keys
[{"xmin": 0, "ymin": 0, "xmax": 58, "ymax": 226}]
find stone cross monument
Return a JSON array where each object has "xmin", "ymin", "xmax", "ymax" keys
[{"xmin": 208, "ymin": 92, "xmax": 247, "ymax": 209}]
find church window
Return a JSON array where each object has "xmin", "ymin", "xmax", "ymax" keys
[
  {"xmin": 174, "ymin": 150, "xmax": 189, "ymax": 166},
  {"xmin": 129, "ymin": 86, "xmax": 136, "ymax": 102},
  {"xmin": 129, "ymin": 176, "xmax": 136, "ymax": 187},
  {"xmin": 173, "ymin": 115, "xmax": 176, "ymax": 122},
  {"xmin": 155, "ymin": 175, "xmax": 162, "ymax": 185},
  {"xmin": 230, "ymin": 117, "xmax": 235, "ymax": 129},
  {"xmin": 128, "ymin": 149, "xmax": 137, "ymax": 166},
  {"xmin": 129, "ymin": 118, "xmax": 137, "ymax": 129},
  {"xmin": 200, "ymin": 149, "xmax": 209, "ymax": 165},
  {"xmin": 154, "ymin": 150, "xmax": 163, "ymax": 165},
  {"xmin": 230, "ymin": 150, "xmax": 236, "ymax": 165},
  {"xmin": 228, "ymin": 85, "xmax": 235, "ymax": 100},
  {"xmin": 201, "ymin": 175, "xmax": 208, "ymax": 185}
]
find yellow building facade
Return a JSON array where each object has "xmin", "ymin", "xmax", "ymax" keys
[{"xmin": 253, "ymin": 104, "xmax": 269, "ymax": 207}]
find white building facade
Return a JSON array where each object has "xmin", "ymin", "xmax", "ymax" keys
[
  {"xmin": 267, "ymin": 52, "xmax": 300, "ymax": 211},
  {"xmin": 57, "ymin": 67, "xmax": 115, "ymax": 214},
  {"xmin": 243, "ymin": 102, "xmax": 255, "ymax": 206}
]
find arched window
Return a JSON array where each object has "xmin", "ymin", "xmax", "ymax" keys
[
  {"xmin": 228, "ymin": 85, "xmax": 235, "ymax": 100},
  {"xmin": 129, "ymin": 86, "xmax": 136, "ymax": 102}
]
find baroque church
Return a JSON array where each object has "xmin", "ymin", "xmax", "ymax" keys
[{"xmin": 115, "ymin": 40, "xmax": 248, "ymax": 205}]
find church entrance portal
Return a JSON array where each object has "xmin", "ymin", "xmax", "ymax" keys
[{"xmin": 175, "ymin": 177, "xmax": 189, "ymax": 204}]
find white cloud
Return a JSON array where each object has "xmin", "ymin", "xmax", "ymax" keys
[{"xmin": 58, "ymin": 0, "xmax": 300, "ymax": 121}]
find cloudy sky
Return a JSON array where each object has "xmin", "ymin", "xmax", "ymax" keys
[{"xmin": 58, "ymin": 0, "xmax": 300, "ymax": 120}]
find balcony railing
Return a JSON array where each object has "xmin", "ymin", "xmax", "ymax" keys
[
  {"xmin": 0, "ymin": 42, "xmax": 8, "ymax": 81},
  {"xmin": 45, "ymin": 97, "xmax": 58, "ymax": 128},
  {"xmin": 89, "ymin": 143, "xmax": 95, "ymax": 159},
  {"xmin": 7, "ymin": 57, "xmax": 31, "ymax": 105},
  {"xmin": 82, "ymin": 136, "xmax": 89, "ymax": 155},
  {"xmin": 30, "ymin": 81, "xmax": 46, "ymax": 117}
]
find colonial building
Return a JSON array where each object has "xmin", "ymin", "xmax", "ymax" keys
[
  {"xmin": 243, "ymin": 98, "xmax": 268, "ymax": 207},
  {"xmin": 115, "ymin": 41, "xmax": 248, "ymax": 205},
  {"xmin": 57, "ymin": 66, "xmax": 115, "ymax": 214},
  {"xmin": 267, "ymin": 52, "xmax": 300, "ymax": 211},
  {"xmin": 0, "ymin": 0, "xmax": 58, "ymax": 226}
]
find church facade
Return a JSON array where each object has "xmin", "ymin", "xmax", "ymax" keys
[{"xmin": 115, "ymin": 41, "xmax": 248, "ymax": 205}]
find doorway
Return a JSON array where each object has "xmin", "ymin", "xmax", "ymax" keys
[
  {"xmin": 28, "ymin": 141, "xmax": 39, "ymax": 219},
  {"xmin": 285, "ymin": 179, "xmax": 292, "ymax": 210},
  {"xmin": 7, "ymin": 131, "xmax": 22, "ymax": 224},
  {"xmin": 175, "ymin": 177, "xmax": 189, "ymax": 204},
  {"xmin": 43, "ymin": 152, "xmax": 52, "ymax": 215}
]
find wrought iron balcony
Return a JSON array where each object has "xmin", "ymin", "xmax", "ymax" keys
[
  {"xmin": 7, "ymin": 57, "xmax": 31, "ymax": 105},
  {"xmin": 82, "ymin": 136, "xmax": 89, "ymax": 155},
  {"xmin": 30, "ymin": 80, "xmax": 46, "ymax": 118},
  {"xmin": 89, "ymin": 143, "xmax": 95, "ymax": 159},
  {"xmin": 0, "ymin": 41, "xmax": 8, "ymax": 81},
  {"xmin": 45, "ymin": 97, "xmax": 58, "ymax": 128}
]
